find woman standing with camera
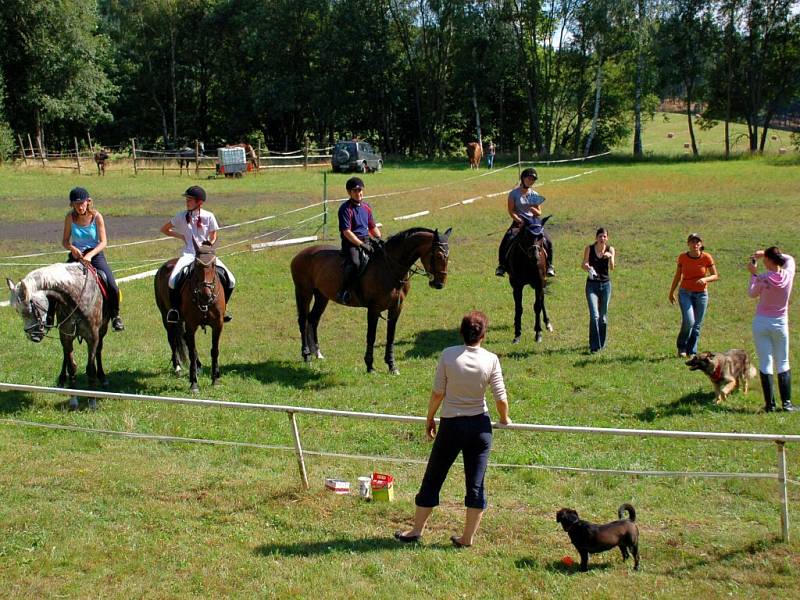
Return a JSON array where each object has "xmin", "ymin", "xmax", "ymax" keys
[
  {"xmin": 582, "ymin": 228, "xmax": 615, "ymax": 353},
  {"xmin": 747, "ymin": 247, "xmax": 795, "ymax": 412}
]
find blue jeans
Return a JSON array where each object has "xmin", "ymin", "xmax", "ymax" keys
[
  {"xmin": 677, "ymin": 289, "xmax": 708, "ymax": 355},
  {"xmin": 487, "ymin": 154, "xmax": 495, "ymax": 169},
  {"xmin": 586, "ymin": 279, "xmax": 611, "ymax": 352}
]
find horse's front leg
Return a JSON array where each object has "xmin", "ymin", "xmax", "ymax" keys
[
  {"xmin": 512, "ymin": 283, "xmax": 524, "ymax": 344},
  {"xmin": 295, "ymin": 290, "xmax": 312, "ymax": 362},
  {"xmin": 539, "ymin": 287, "xmax": 553, "ymax": 333},
  {"xmin": 364, "ymin": 308, "xmax": 379, "ymax": 373},
  {"xmin": 384, "ymin": 307, "xmax": 402, "ymax": 375},
  {"xmin": 533, "ymin": 288, "xmax": 544, "ymax": 343},
  {"xmin": 185, "ymin": 327, "xmax": 200, "ymax": 393},
  {"xmin": 210, "ymin": 325, "xmax": 222, "ymax": 385}
]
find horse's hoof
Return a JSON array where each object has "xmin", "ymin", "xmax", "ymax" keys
[
  {"xmin": 512, "ymin": 337, "xmax": 521, "ymax": 344},
  {"xmin": 315, "ymin": 350, "xmax": 325, "ymax": 359},
  {"xmin": 389, "ymin": 367, "xmax": 400, "ymax": 376},
  {"xmin": 101, "ymin": 379, "xmax": 110, "ymax": 388},
  {"xmin": 366, "ymin": 367, "xmax": 375, "ymax": 374},
  {"xmin": 88, "ymin": 399, "xmax": 98, "ymax": 411},
  {"xmin": 303, "ymin": 354, "xmax": 312, "ymax": 363},
  {"xmin": 546, "ymin": 323, "xmax": 554, "ymax": 332},
  {"xmin": 68, "ymin": 397, "xmax": 79, "ymax": 410},
  {"xmin": 190, "ymin": 384, "xmax": 200, "ymax": 394},
  {"xmin": 535, "ymin": 334, "xmax": 543, "ymax": 343}
]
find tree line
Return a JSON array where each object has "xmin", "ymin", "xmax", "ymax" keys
[{"xmin": 0, "ymin": 0, "xmax": 797, "ymax": 160}]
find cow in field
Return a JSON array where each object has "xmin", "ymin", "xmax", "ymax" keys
[{"xmin": 467, "ymin": 142, "xmax": 482, "ymax": 169}]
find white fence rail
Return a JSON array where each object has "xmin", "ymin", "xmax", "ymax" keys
[{"xmin": 0, "ymin": 382, "xmax": 797, "ymax": 541}]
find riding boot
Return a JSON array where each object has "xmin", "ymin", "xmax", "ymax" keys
[
  {"xmin": 166, "ymin": 287, "xmax": 181, "ymax": 324},
  {"xmin": 546, "ymin": 238, "xmax": 555, "ymax": 277},
  {"xmin": 111, "ymin": 291, "xmax": 125, "ymax": 331},
  {"xmin": 336, "ymin": 263, "xmax": 356, "ymax": 303},
  {"xmin": 223, "ymin": 286, "xmax": 233, "ymax": 322},
  {"xmin": 496, "ymin": 230, "xmax": 513, "ymax": 276},
  {"xmin": 760, "ymin": 371, "xmax": 776, "ymax": 412},
  {"xmin": 778, "ymin": 370, "xmax": 794, "ymax": 412}
]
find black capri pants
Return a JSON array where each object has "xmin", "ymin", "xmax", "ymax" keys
[{"xmin": 415, "ymin": 413, "xmax": 493, "ymax": 510}]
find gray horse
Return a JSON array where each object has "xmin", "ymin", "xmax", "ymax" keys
[{"xmin": 7, "ymin": 262, "xmax": 110, "ymax": 409}]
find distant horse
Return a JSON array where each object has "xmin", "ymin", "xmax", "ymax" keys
[
  {"xmin": 94, "ymin": 150, "xmax": 109, "ymax": 176},
  {"xmin": 506, "ymin": 214, "xmax": 552, "ymax": 343},
  {"xmin": 176, "ymin": 147, "xmax": 196, "ymax": 175},
  {"xmin": 154, "ymin": 242, "xmax": 226, "ymax": 392},
  {"xmin": 467, "ymin": 142, "xmax": 482, "ymax": 169},
  {"xmin": 291, "ymin": 227, "xmax": 451, "ymax": 374},
  {"xmin": 6, "ymin": 262, "xmax": 110, "ymax": 409}
]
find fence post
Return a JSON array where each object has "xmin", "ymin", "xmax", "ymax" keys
[
  {"xmin": 131, "ymin": 138, "xmax": 138, "ymax": 176},
  {"xmin": 87, "ymin": 131, "xmax": 95, "ymax": 154},
  {"xmin": 27, "ymin": 134, "xmax": 36, "ymax": 161},
  {"xmin": 36, "ymin": 136, "xmax": 47, "ymax": 167},
  {"xmin": 322, "ymin": 172, "xmax": 328, "ymax": 240},
  {"xmin": 304, "ymin": 137, "xmax": 309, "ymax": 171},
  {"xmin": 17, "ymin": 134, "xmax": 29, "ymax": 165},
  {"xmin": 257, "ymin": 140, "xmax": 262, "ymax": 173},
  {"xmin": 517, "ymin": 144, "xmax": 521, "ymax": 178},
  {"xmin": 74, "ymin": 137, "xmax": 82, "ymax": 175},
  {"xmin": 776, "ymin": 441, "xmax": 790, "ymax": 542},
  {"xmin": 287, "ymin": 412, "xmax": 310, "ymax": 490},
  {"xmin": 195, "ymin": 140, "xmax": 200, "ymax": 176}
]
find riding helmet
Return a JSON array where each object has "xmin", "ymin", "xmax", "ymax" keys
[
  {"xmin": 520, "ymin": 167, "xmax": 538, "ymax": 182},
  {"xmin": 69, "ymin": 187, "xmax": 90, "ymax": 204},
  {"xmin": 183, "ymin": 185, "xmax": 207, "ymax": 203},
  {"xmin": 346, "ymin": 177, "xmax": 365, "ymax": 191}
]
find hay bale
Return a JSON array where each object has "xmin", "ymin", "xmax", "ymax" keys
[
  {"xmin": 779, "ymin": 147, "xmax": 787, "ymax": 155},
  {"xmin": 683, "ymin": 143, "xmax": 690, "ymax": 149},
  {"xmin": 667, "ymin": 132, "xmax": 674, "ymax": 138},
  {"xmin": 771, "ymin": 135, "xmax": 778, "ymax": 141}
]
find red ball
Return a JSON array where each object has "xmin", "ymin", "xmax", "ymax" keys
[{"xmin": 561, "ymin": 555, "xmax": 574, "ymax": 566}]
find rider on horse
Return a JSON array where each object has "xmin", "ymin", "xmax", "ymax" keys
[
  {"xmin": 495, "ymin": 168, "xmax": 555, "ymax": 278},
  {"xmin": 160, "ymin": 186, "xmax": 235, "ymax": 324},
  {"xmin": 336, "ymin": 177, "xmax": 382, "ymax": 304},
  {"xmin": 62, "ymin": 187, "xmax": 125, "ymax": 331}
]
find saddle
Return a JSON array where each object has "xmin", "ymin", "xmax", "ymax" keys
[
  {"xmin": 67, "ymin": 255, "xmax": 108, "ymax": 300},
  {"xmin": 339, "ymin": 244, "xmax": 373, "ymax": 277},
  {"xmin": 174, "ymin": 263, "xmax": 230, "ymax": 291}
]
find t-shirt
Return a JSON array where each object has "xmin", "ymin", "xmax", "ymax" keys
[
  {"xmin": 338, "ymin": 200, "xmax": 375, "ymax": 241},
  {"xmin": 432, "ymin": 345, "xmax": 507, "ymax": 418},
  {"xmin": 170, "ymin": 208, "xmax": 219, "ymax": 254},
  {"xmin": 749, "ymin": 254, "xmax": 795, "ymax": 318},
  {"xmin": 508, "ymin": 187, "xmax": 545, "ymax": 216},
  {"xmin": 677, "ymin": 251, "xmax": 715, "ymax": 292}
]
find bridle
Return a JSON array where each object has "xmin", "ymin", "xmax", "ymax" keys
[
  {"xmin": 425, "ymin": 238, "xmax": 449, "ymax": 283},
  {"xmin": 22, "ymin": 265, "xmax": 91, "ymax": 339},
  {"xmin": 190, "ymin": 253, "xmax": 220, "ymax": 314}
]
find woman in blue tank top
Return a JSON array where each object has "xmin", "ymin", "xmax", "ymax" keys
[{"xmin": 61, "ymin": 187, "xmax": 124, "ymax": 331}]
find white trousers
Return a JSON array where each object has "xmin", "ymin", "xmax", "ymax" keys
[
  {"xmin": 752, "ymin": 314, "xmax": 789, "ymax": 374},
  {"xmin": 168, "ymin": 251, "xmax": 236, "ymax": 289}
]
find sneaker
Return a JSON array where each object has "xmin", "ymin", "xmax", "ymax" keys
[
  {"xmin": 336, "ymin": 290, "xmax": 350, "ymax": 304},
  {"xmin": 495, "ymin": 266, "xmax": 505, "ymax": 277},
  {"xmin": 112, "ymin": 316, "xmax": 125, "ymax": 331},
  {"xmin": 166, "ymin": 308, "xmax": 180, "ymax": 324},
  {"xmin": 223, "ymin": 312, "xmax": 232, "ymax": 323},
  {"xmin": 546, "ymin": 266, "xmax": 556, "ymax": 277},
  {"xmin": 678, "ymin": 351, "xmax": 688, "ymax": 358}
]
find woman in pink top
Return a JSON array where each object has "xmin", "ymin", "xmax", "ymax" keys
[
  {"xmin": 394, "ymin": 311, "xmax": 511, "ymax": 548},
  {"xmin": 747, "ymin": 246, "xmax": 795, "ymax": 412}
]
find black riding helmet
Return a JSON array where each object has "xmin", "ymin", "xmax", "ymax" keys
[
  {"xmin": 346, "ymin": 177, "xmax": 365, "ymax": 191},
  {"xmin": 520, "ymin": 167, "xmax": 538, "ymax": 182}
]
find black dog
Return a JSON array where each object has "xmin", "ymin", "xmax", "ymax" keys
[{"xmin": 556, "ymin": 503, "xmax": 640, "ymax": 572}]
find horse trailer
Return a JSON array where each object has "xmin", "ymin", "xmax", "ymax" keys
[{"xmin": 217, "ymin": 146, "xmax": 247, "ymax": 177}]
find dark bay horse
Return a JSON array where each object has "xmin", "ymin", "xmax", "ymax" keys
[
  {"xmin": 7, "ymin": 262, "xmax": 110, "ymax": 409},
  {"xmin": 176, "ymin": 147, "xmax": 196, "ymax": 175},
  {"xmin": 154, "ymin": 243, "xmax": 226, "ymax": 392},
  {"xmin": 94, "ymin": 150, "xmax": 109, "ymax": 176},
  {"xmin": 506, "ymin": 214, "xmax": 552, "ymax": 343},
  {"xmin": 291, "ymin": 227, "xmax": 451, "ymax": 374}
]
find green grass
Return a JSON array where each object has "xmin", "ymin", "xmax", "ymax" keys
[{"xmin": 1, "ymin": 157, "xmax": 799, "ymax": 598}]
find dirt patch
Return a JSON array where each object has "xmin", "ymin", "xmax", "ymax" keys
[{"xmin": 0, "ymin": 215, "xmax": 168, "ymax": 242}]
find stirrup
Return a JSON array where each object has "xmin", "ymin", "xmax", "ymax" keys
[
  {"xmin": 546, "ymin": 266, "xmax": 556, "ymax": 277},
  {"xmin": 112, "ymin": 316, "xmax": 125, "ymax": 331},
  {"xmin": 223, "ymin": 312, "xmax": 232, "ymax": 323},
  {"xmin": 495, "ymin": 266, "xmax": 505, "ymax": 277},
  {"xmin": 336, "ymin": 290, "xmax": 351, "ymax": 304},
  {"xmin": 166, "ymin": 308, "xmax": 180, "ymax": 324}
]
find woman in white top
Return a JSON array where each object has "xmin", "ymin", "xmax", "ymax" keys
[{"xmin": 395, "ymin": 311, "xmax": 511, "ymax": 548}]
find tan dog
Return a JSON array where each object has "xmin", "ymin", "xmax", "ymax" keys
[{"xmin": 685, "ymin": 350, "xmax": 757, "ymax": 404}]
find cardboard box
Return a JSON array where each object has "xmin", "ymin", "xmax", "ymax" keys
[
  {"xmin": 324, "ymin": 478, "xmax": 350, "ymax": 494},
  {"xmin": 371, "ymin": 472, "xmax": 394, "ymax": 502}
]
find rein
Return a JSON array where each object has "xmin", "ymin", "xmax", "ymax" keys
[
  {"xmin": 25, "ymin": 264, "xmax": 92, "ymax": 340},
  {"xmin": 382, "ymin": 235, "xmax": 449, "ymax": 286},
  {"xmin": 190, "ymin": 255, "xmax": 220, "ymax": 316}
]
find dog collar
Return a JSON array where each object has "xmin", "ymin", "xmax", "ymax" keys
[{"xmin": 711, "ymin": 363, "xmax": 723, "ymax": 382}]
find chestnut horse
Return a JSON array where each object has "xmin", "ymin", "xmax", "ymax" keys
[
  {"xmin": 467, "ymin": 142, "xmax": 482, "ymax": 169},
  {"xmin": 154, "ymin": 243, "xmax": 226, "ymax": 392},
  {"xmin": 7, "ymin": 262, "xmax": 110, "ymax": 409},
  {"xmin": 291, "ymin": 227, "xmax": 451, "ymax": 374},
  {"xmin": 506, "ymin": 214, "xmax": 552, "ymax": 343}
]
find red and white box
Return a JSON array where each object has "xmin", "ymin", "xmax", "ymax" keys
[{"xmin": 324, "ymin": 478, "xmax": 350, "ymax": 494}]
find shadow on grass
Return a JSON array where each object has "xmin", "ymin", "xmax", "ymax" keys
[
  {"xmin": 504, "ymin": 345, "xmax": 584, "ymax": 360},
  {"xmin": 573, "ymin": 352, "xmax": 675, "ymax": 368},
  {"xmin": 254, "ymin": 536, "xmax": 454, "ymax": 556},
  {"xmin": 0, "ymin": 390, "xmax": 33, "ymax": 413},
  {"xmin": 664, "ymin": 537, "xmax": 779, "ymax": 576},
  {"xmin": 515, "ymin": 556, "xmax": 612, "ymax": 574},
  {"xmin": 636, "ymin": 390, "xmax": 754, "ymax": 422},
  {"xmin": 223, "ymin": 360, "xmax": 342, "ymax": 389},
  {"xmin": 403, "ymin": 328, "xmax": 460, "ymax": 359}
]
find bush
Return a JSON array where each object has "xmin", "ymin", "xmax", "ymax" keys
[{"xmin": 0, "ymin": 122, "xmax": 15, "ymax": 162}]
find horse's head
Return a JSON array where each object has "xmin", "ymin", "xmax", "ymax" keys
[
  {"xmin": 421, "ymin": 228, "xmax": 451, "ymax": 289},
  {"xmin": 190, "ymin": 242, "xmax": 220, "ymax": 311},
  {"xmin": 517, "ymin": 214, "xmax": 549, "ymax": 265},
  {"xmin": 6, "ymin": 278, "xmax": 51, "ymax": 342}
]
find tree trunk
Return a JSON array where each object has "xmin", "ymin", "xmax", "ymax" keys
[
  {"xmin": 471, "ymin": 82, "xmax": 482, "ymax": 148},
  {"xmin": 170, "ymin": 25, "xmax": 177, "ymax": 142},
  {"xmin": 759, "ymin": 109, "xmax": 774, "ymax": 152},
  {"xmin": 686, "ymin": 89, "xmax": 698, "ymax": 156},
  {"xmin": 632, "ymin": 0, "xmax": 645, "ymax": 157},
  {"xmin": 584, "ymin": 55, "xmax": 603, "ymax": 157}
]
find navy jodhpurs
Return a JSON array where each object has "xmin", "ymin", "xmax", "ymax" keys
[{"xmin": 415, "ymin": 413, "xmax": 493, "ymax": 510}]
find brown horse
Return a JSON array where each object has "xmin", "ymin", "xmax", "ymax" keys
[
  {"xmin": 467, "ymin": 142, "xmax": 482, "ymax": 169},
  {"xmin": 154, "ymin": 243, "xmax": 225, "ymax": 392},
  {"xmin": 94, "ymin": 150, "xmax": 109, "ymax": 176},
  {"xmin": 291, "ymin": 227, "xmax": 451, "ymax": 374},
  {"xmin": 7, "ymin": 262, "xmax": 110, "ymax": 409}
]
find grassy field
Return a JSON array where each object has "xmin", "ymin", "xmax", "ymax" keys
[{"xmin": 0, "ymin": 153, "xmax": 799, "ymax": 598}]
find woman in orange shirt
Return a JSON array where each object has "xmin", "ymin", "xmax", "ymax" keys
[{"xmin": 668, "ymin": 233, "xmax": 719, "ymax": 357}]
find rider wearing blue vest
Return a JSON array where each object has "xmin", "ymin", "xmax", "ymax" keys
[
  {"xmin": 336, "ymin": 177, "xmax": 381, "ymax": 303},
  {"xmin": 495, "ymin": 168, "xmax": 555, "ymax": 278},
  {"xmin": 62, "ymin": 187, "xmax": 125, "ymax": 331}
]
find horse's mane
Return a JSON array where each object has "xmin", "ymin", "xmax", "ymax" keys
[
  {"xmin": 386, "ymin": 227, "xmax": 436, "ymax": 245},
  {"xmin": 23, "ymin": 263, "xmax": 82, "ymax": 293}
]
